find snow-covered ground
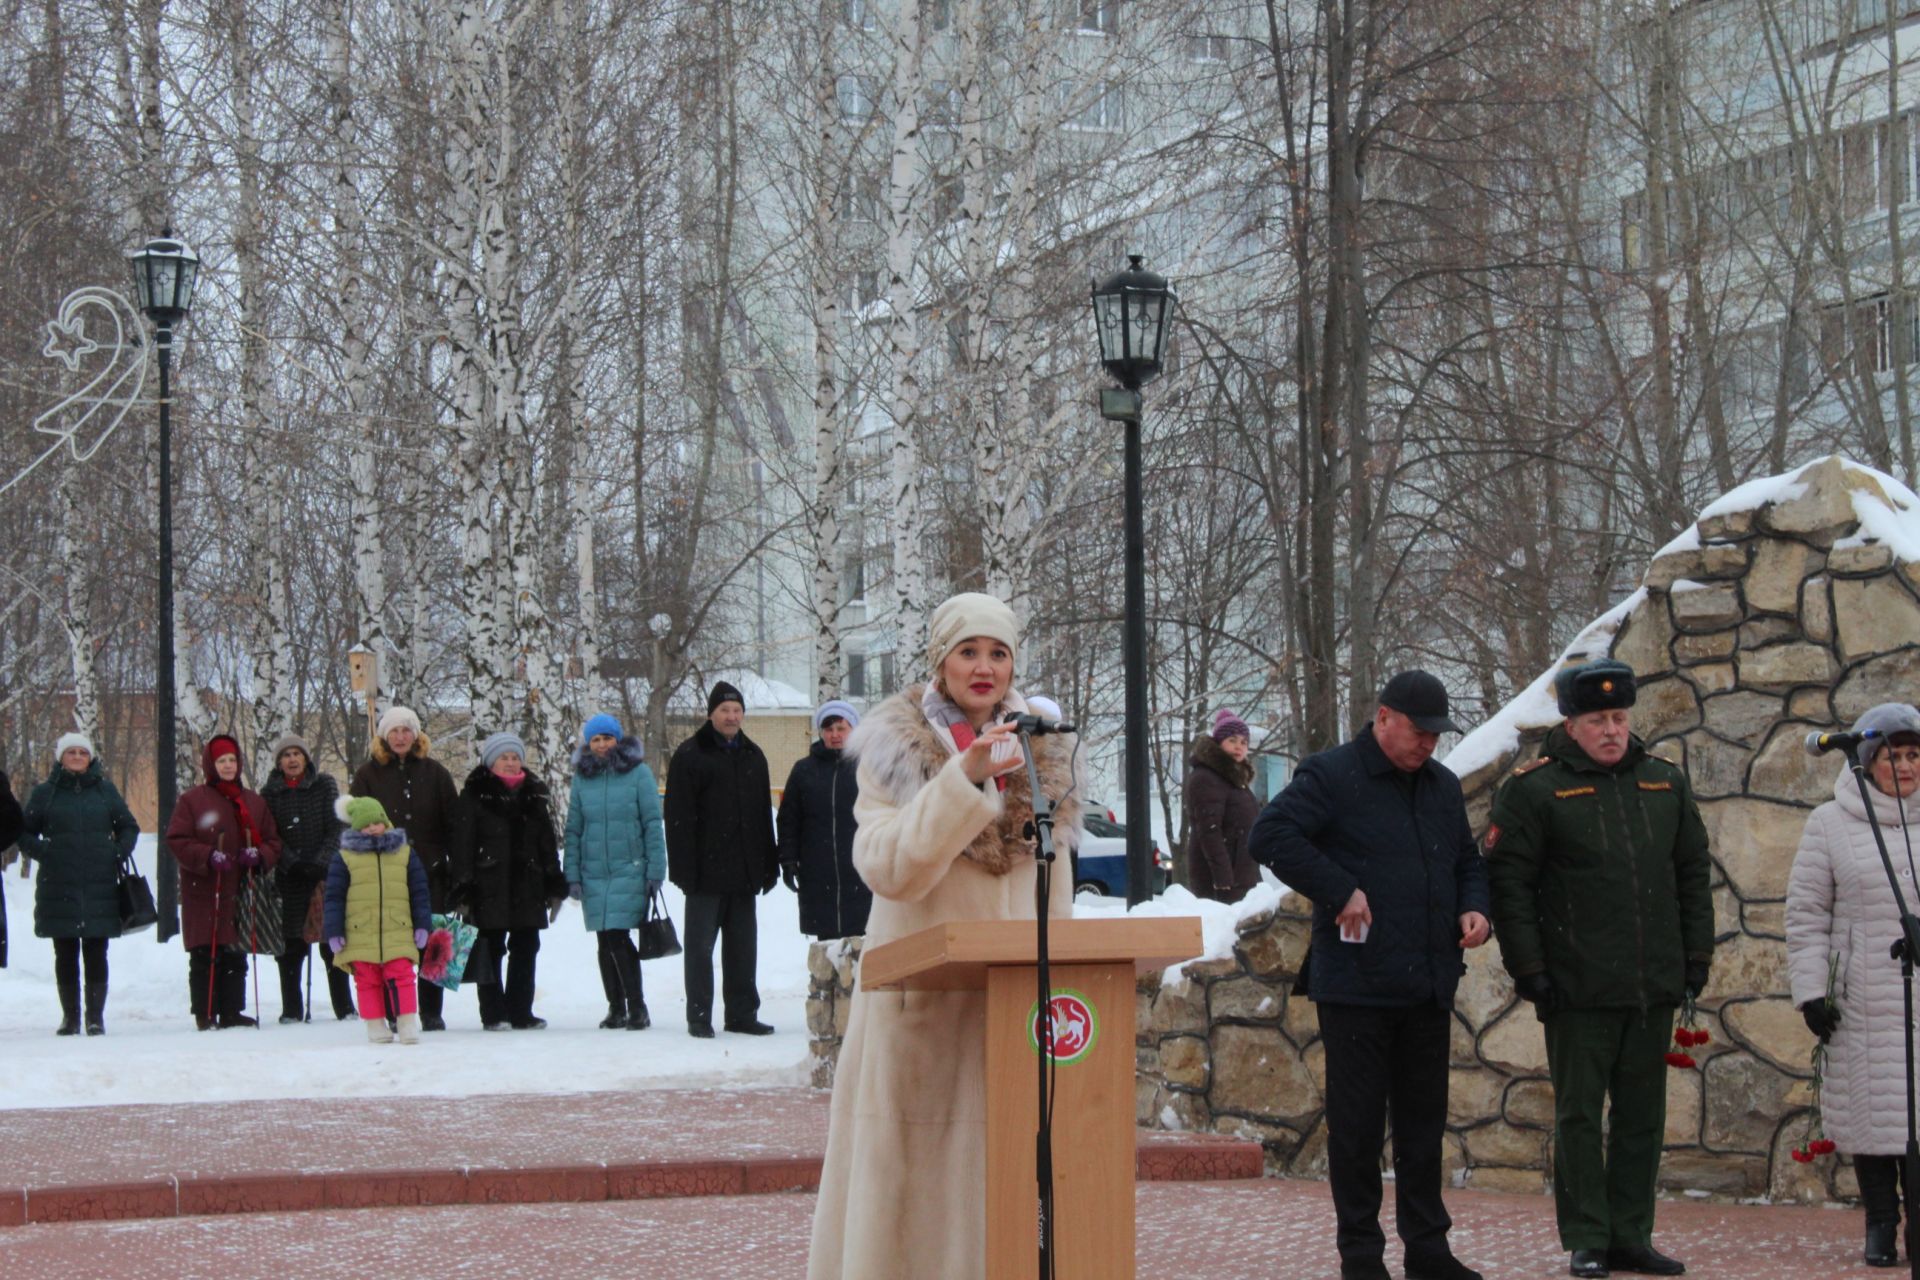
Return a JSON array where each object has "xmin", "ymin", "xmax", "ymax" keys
[
  {"xmin": 2, "ymin": 842, "xmax": 1265, "ymax": 1112},
  {"xmin": 0, "ymin": 837, "xmax": 817, "ymax": 1110}
]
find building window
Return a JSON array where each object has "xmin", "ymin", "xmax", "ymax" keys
[
  {"xmin": 847, "ymin": 652, "xmax": 867, "ymax": 697},
  {"xmin": 1072, "ymin": 0, "xmax": 1119, "ymax": 34},
  {"xmin": 837, "ymin": 74, "xmax": 878, "ymax": 122},
  {"xmin": 1065, "ymin": 86, "xmax": 1121, "ymax": 132},
  {"xmin": 927, "ymin": 0, "xmax": 951, "ymax": 30},
  {"xmin": 879, "ymin": 652, "xmax": 897, "ymax": 695},
  {"xmin": 925, "ymin": 80, "xmax": 962, "ymax": 131},
  {"xmin": 1819, "ymin": 292, "xmax": 1913, "ymax": 377},
  {"xmin": 845, "ymin": 0, "xmax": 879, "ymax": 31},
  {"xmin": 1185, "ymin": 34, "xmax": 1230, "ymax": 62},
  {"xmin": 842, "ymin": 268, "xmax": 883, "ymax": 313},
  {"xmin": 840, "ymin": 174, "xmax": 881, "ymax": 223}
]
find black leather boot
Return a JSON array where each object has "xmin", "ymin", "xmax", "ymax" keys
[
  {"xmin": 1866, "ymin": 1221, "xmax": 1899, "ymax": 1267},
  {"xmin": 84, "ymin": 982, "xmax": 106, "ymax": 1035},
  {"xmin": 55, "ymin": 976, "xmax": 79, "ymax": 1036}
]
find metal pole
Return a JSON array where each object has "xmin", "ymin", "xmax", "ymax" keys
[
  {"xmin": 1123, "ymin": 408, "xmax": 1150, "ymax": 907},
  {"xmin": 153, "ymin": 327, "xmax": 180, "ymax": 941}
]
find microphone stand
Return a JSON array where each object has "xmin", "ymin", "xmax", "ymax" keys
[
  {"xmin": 1017, "ymin": 722, "xmax": 1058, "ymax": 1280},
  {"xmin": 1844, "ymin": 757, "xmax": 1920, "ymax": 1280}
]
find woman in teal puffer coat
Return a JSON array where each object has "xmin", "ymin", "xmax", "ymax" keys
[
  {"xmin": 23, "ymin": 732, "xmax": 139, "ymax": 1036},
  {"xmin": 564, "ymin": 714, "xmax": 667, "ymax": 1030}
]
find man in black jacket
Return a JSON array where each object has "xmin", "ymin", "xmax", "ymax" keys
[
  {"xmin": 1250, "ymin": 670, "xmax": 1492, "ymax": 1280},
  {"xmin": 666, "ymin": 681, "xmax": 778, "ymax": 1037}
]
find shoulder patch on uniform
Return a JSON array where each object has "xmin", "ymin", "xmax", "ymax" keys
[
  {"xmin": 1638, "ymin": 780, "xmax": 1674, "ymax": 792},
  {"xmin": 1512, "ymin": 756, "xmax": 1552, "ymax": 777},
  {"xmin": 1483, "ymin": 823, "xmax": 1502, "ymax": 851},
  {"xmin": 1553, "ymin": 785, "xmax": 1597, "ymax": 799},
  {"xmin": 1651, "ymin": 752, "xmax": 1680, "ymax": 767}
]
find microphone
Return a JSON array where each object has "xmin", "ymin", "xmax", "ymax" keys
[
  {"xmin": 1005, "ymin": 710, "xmax": 1077, "ymax": 736},
  {"xmin": 1806, "ymin": 728, "xmax": 1879, "ymax": 756}
]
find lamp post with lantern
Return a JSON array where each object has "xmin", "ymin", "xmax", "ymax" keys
[
  {"xmin": 128, "ymin": 232, "xmax": 199, "ymax": 938},
  {"xmin": 1090, "ymin": 255, "xmax": 1175, "ymax": 908}
]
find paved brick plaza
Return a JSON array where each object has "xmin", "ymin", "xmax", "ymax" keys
[{"xmin": 0, "ymin": 1087, "xmax": 1886, "ymax": 1278}]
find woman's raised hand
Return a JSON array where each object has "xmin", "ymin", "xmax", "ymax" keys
[{"xmin": 959, "ymin": 720, "xmax": 1024, "ymax": 786}]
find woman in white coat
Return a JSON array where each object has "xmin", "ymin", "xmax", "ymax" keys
[
  {"xmin": 1787, "ymin": 702, "xmax": 1920, "ymax": 1269},
  {"xmin": 807, "ymin": 592, "xmax": 1082, "ymax": 1280}
]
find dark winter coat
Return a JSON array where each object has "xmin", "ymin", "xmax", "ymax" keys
[
  {"xmin": 1485, "ymin": 725, "xmax": 1714, "ymax": 1011},
  {"xmin": 453, "ymin": 766, "xmax": 566, "ymax": 932},
  {"xmin": 562, "ymin": 737, "xmax": 667, "ymax": 932},
  {"xmin": 23, "ymin": 759, "xmax": 139, "ymax": 941},
  {"xmin": 324, "ymin": 827, "xmax": 432, "ymax": 969},
  {"xmin": 0, "ymin": 769, "xmax": 21, "ymax": 967},
  {"xmin": 1183, "ymin": 736, "xmax": 1262, "ymax": 904},
  {"xmin": 1249, "ymin": 722, "xmax": 1491, "ymax": 1008},
  {"xmin": 665, "ymin": 722, "xmax": 778, "ymax": 897},
  {"xmin": 165, "ymin": 742, "xmax": 284, "ymax": 950},
  {"xmin": 777, "ymin": 739, "xmax": 869, "ymax": 939},
  {"xmin": 262, "ymin": 759, "xmax": 343, "ymax": 950},
  {"xmin": 350, "ymin": 735, "xmax": 460, "ymax": 911}
]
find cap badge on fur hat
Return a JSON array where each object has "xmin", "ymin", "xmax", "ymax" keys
[{"xmin": 1555, "ymin": 659, "xmax": 1637, "ymax": 718}]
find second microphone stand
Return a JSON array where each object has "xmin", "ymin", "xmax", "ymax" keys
[{"xmin": 1015, "ymin": 720, "xmax": 1059, "ymax": 1280}]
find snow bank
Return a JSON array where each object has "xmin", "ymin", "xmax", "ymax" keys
[
  {"xmin": 1838, "ymin": 461, "xmax": 1920, "ymax": 561},
  {"xmin": 1071, "ymin": 872, "xmax": 1291, "ymax": 982},
  {"xmin": 0, "ymin": 837, "xmax": 815, "ymax": 1109},
  {"xmin": 1440, "ymin": 588, "xmax": 1644, "ymax": 781}
]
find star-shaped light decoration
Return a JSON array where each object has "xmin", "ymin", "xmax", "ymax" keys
[{"xmin": 42, "ymin": 315, "xmax": 98, "ymax": 372}]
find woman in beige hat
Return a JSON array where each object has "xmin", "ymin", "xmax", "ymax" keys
[{"xmin": 808, "ymin": 593, "xmax": 1083, "ymax": 1279}]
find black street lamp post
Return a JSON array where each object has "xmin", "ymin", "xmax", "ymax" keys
[
  {"xmin": 1091, "ymin": 255, "xmax": 1174, "ymax": 908},
  {"xmin": 128, "ymin": 232, "xmax": 199, "ymax": 940}
]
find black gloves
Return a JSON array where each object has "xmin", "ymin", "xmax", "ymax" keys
[
  {"xmin": 1514, "ymin": 972, "xmax": 1556, "ymax": 1014},
  {"xmin": 781, "ymin": 862, "xmax": 800, "ymax": 894},
  {"xmin": 760, "ymin": 867, "xmax": 779, "ymax": 896},
  {"xmin": 1800, "ymin": 998, "xmax": 1841, "ymax": 1042},
  {"xmin": 1684, "ymin": 960, "xmax": 1711, "ymax": 1000}
]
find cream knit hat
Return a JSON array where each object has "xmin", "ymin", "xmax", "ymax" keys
[{"xmin": 926, "ymin": 592, "xmax": 1019, "ymax": 672}]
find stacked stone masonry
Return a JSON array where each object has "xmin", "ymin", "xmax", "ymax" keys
[{"xmin": 805, "ymin": 457, "xmax": 1919, "ymax": 1207}]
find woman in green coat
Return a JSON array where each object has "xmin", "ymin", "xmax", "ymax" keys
[
  {"xmin": 564, "ymin": 714, "xmax": 667, "ymax": 1030},
  {"xmin": 22, "ymin": 732, "xmax": 139, "ymax": 1035}
]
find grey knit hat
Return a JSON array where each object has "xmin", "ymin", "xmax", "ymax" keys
[
  {"xmin": 268, "ymin": 732, "xmax": 312, "ymax": 764},
  {"xmin": 1851, "ymin": 703, "xmax": 1920, "ymax": 766},
  {"xmin": 479, "ymin": 731, "xmax": 528, "ymax": 768}
]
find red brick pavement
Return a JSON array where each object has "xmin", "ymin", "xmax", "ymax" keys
[
  {"xmin": 0, "ymin": 1088, "xmax": 1257, "ymax": 1226},
  {"xmin": 0, "ymin": 1179, "xmax": 1885, "ymax": 1279}
]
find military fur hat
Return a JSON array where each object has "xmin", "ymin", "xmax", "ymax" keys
[{"xmin": 1556, "ymin": 659, "xmax": 1637, "ymax": 717}]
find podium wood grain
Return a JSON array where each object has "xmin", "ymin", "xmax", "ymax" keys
[{"xmin": 860, "ymin": 916, "xmax": 1203, "ymax": 1279}]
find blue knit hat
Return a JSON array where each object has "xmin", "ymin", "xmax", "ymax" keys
[
  {"xmin": 582, "ymin": 713, "xmax": 623, "ymax": 744},
  {"xmin": 814, "ymin": 699, "xmax": 859, "ymax": 732}
]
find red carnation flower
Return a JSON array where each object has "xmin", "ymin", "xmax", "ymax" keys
[
  {"xmin": 1809, "ymin": 1139, "xmax": 1837, "ymax": 1156},
  {"xmin": 1790, "ymin": 1146, "xmax": 1815, "ymax": 1164},
  {"xmin": 1664, "ymin": 1051, "xmax": 1697, "ymax": 1069}
]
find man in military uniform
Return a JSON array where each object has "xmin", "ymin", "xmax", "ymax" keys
[{"xmin": 1485, "ymin": 659, "xmax": 1714, "ymax": 1279}]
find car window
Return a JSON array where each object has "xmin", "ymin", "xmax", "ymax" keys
[{"xmin": 1082, "ymin": 814, "xmax": 1125, "ymax": 837}]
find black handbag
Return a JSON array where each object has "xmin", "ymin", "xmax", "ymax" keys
[
  {"xmin": 116, "ymin": 854, "xmax": 158, "ymax": 934},
  {"xmin": 637, "ymin": 887, "xmax": 681, "ymax": 960}
]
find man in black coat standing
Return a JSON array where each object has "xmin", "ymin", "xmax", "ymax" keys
[
  {"xmin": 1250, "ymin": 670, "xmax": 1492, "ymax": 1280},
  {"xmin": 666, "ymin": 681, "xmax": 778, "ymax": 1038}
]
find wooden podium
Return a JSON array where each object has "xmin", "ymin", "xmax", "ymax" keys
[{"xmin": 861, "ymin": 916, "xmax": 1203, "ymax": 1280}]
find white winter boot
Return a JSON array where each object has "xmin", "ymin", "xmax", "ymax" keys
[
  {"xmin": 396, "ymin": 1013, "xmax": 421, "ymax": 1045},
  {"xmin": 364, "ymin": 1016, "xmax": 395, "ymax": 1044}
]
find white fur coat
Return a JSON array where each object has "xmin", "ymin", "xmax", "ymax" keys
[{"xmin": 806, "ymin": 686, "xmax": 1082, "ymax": 1280}]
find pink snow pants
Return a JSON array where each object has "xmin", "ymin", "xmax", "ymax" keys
[{"xmin": 351, "ymin": 958, "xmax": 418, "ymax": 1020}]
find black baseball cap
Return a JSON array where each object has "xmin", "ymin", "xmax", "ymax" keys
[{"xmin": 1379, "ymin": 669, "xmax": 1460, "ymax": 735}]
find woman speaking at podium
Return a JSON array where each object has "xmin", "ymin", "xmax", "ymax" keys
[{"xmin": 808, "ymin": 592, "xmax": 1083, "ymax": 1279}]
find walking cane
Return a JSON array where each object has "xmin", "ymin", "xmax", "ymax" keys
[
  {"xmin": 246, "ymin": 867, "xmax": 261, "ymax": 1029},
  {"xmin": 206, "ymin": 857, "xmax": 223, "ymax": 1026}
]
